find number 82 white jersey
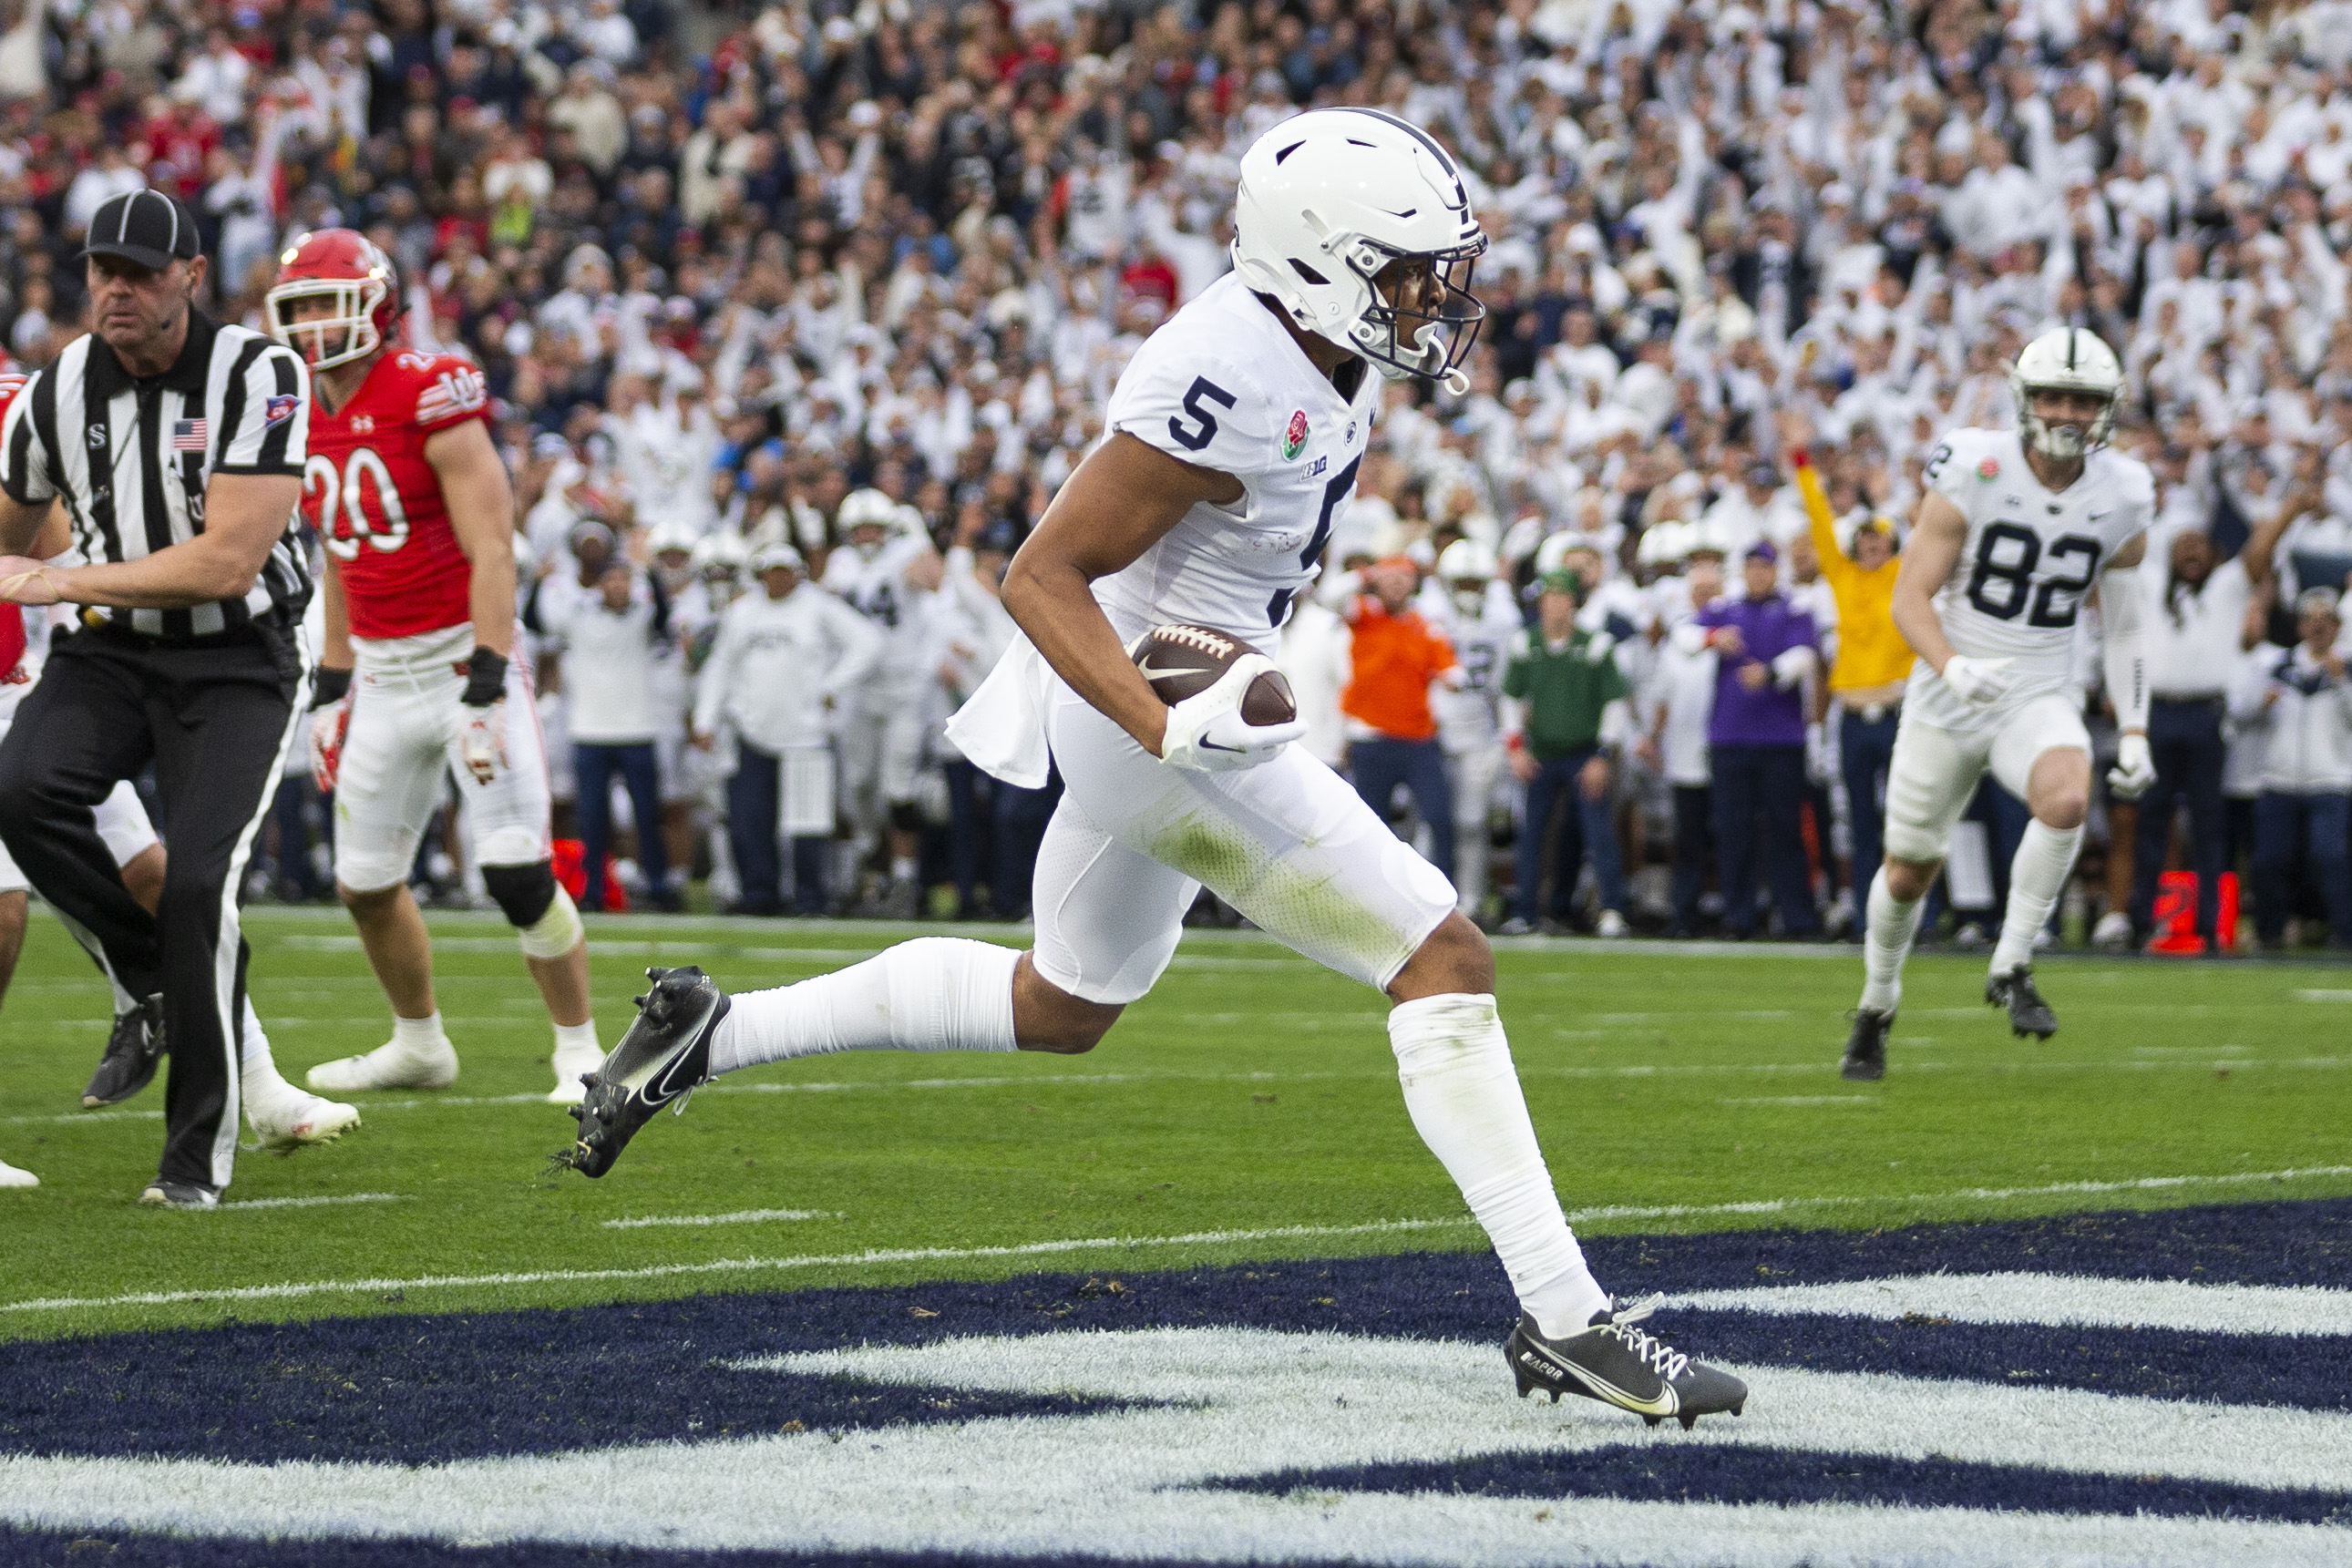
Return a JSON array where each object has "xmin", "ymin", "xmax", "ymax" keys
[{"xmin": 1908, "ymin": 427, "xmax": 2152, "ymax": 733}]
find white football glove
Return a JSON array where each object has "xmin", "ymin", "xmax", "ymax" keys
[
  {"xmin": 2108, "ymin": 732, "xmax": 2156, "ymax": 800},
  {"xmin": 1940, "ymin": 654, "xmax": 2016, "ymax": 707},
  {"xmin": 309, "ymin": 691, "xmax": 352, "ymax": 793},
  {"xmin": 1157, "ymin": 652, "xmax": 1306, "ymax": 774},
  {"xmin": 460, "ymin": 699, "xmax": 508, "ymax": 784}
]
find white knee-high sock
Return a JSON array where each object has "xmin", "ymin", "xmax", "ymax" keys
[
  {"xmin": 1991, "ymin": 819, "xmax": 2083, "ymax": 977},
  {"xmin": 710, "ymin": 938, "xmax": 1020, "ymax": 1072},
  {"xmin": 1389, "ymin": 994, "xmax": 1608, "ymax": 1337},
  {"xmin": 1859, "ymin": 866, "xmax": 1925, "ymax": 1014},
  {"xmin": 240, "ymin": 999, "xmax": 282, "ymax": 1085}
]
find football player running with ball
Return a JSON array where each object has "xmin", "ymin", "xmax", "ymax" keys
[
  {"xmin": 267, "ymin": 231, "xmax": 604, "ymax": 1104},
  {"xmin": 1841, "ymin": 329, "xmax": 2155, "ymax": 1081},
  {"xmin": 559, "ymin": 110, "xmax": 1747, "ymax": 1430}
]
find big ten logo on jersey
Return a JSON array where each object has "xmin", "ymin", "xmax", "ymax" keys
[{"xmin": 306, "ymin": 448, "xmax": 411, "ymax": 559}]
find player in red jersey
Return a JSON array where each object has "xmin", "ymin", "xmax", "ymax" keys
[{"xmin": 268, "ymin": 230, "xmax": 603, "ymax": 1103}]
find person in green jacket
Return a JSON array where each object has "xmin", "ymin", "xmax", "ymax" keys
[{"xmin": 1501, "ymin": 569, "xmax": 1634, "ymax": 937}]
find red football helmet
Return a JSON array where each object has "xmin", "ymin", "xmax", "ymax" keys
[{"xmin": 266, "ymin": 230, "xmax": 399, "ymax": 371}]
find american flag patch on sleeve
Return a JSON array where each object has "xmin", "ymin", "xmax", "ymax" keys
[{"xmin": 172, "ymin": 419, "xmax": 208, "ymax": 452}]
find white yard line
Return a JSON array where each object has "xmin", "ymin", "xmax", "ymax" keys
[
  {"xmin": 1668, "ymin": 1270, "xmax": 2352, "ymax": 1336},
  {"xmin": 601, "ymin": 1208, "xmax": 844, "ymax": 1229},
  {"xmin": 11, "ymin": 1164, "xmax": 2352, "ymax": 1315},
  {"xmin": 217, "ymin": 1193, "xmax": 410, "ymax": 1212}
]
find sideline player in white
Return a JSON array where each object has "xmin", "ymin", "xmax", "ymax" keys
[
  {"xmin": 823, "ymin": 489, "xmax": 944, "ymax": 916},
  {"xmin": 559, "ymin": 109, "xmax": 1747, "ymax": 1428},
  {"xmin": 1433, "ymin": 538, "xmax": 1519, "ymax": 923},
  {"xmin": 265, "ymin": 231, "xmax": 603, "ymax": 1104},
  {"xmin": 1841, "ymin": 329, "xmax": 2155, "ymax": 1081}
]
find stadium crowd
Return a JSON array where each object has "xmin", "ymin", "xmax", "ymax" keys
[{"xmin": 4, "ymin": 0, "xmax": 2351, "ymax": 948}]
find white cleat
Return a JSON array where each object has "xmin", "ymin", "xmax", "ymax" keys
[
  {"xmin": 248, "ymin": 1084, "xmax": 362, "ymax": 1154},
  {"xmin": 1595, "ymin": 909, "xmax": 1630, "ymax": 939},
  {"xmin": 547, "ymin": 1042, "xmax": 604, "ymax": 1105},
  {"xmin": 306, "ymin": 1035, "xmax": 460, "ymax": 1092},
  {"xmin": 0, "ymin": 1157, "xmax": 37, "ymax": 1188},
  {"xmin": 2090, "ymin": 909, "xmax": 2133, "ymax": 950}
]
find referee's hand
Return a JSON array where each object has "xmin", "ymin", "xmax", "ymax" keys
[{"xmin": 0, "ymin": 558, "xmax": 63, "ymax": 605}]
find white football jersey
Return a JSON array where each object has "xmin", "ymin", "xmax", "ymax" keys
[
  {"xmin": 1908, "ymin": 427, "xmax": 2152, "ymax": 733},
  {"xmin": 1433, "ymin": 583, "xmax": 1522, "ymax": 749},
  {"xmin": 823, "ymin": 533, "xmax": 936, "ymax": 684},
  {"xmin": 1096, "ymin": 272, "xmax": 1382, "ymax": 648}
]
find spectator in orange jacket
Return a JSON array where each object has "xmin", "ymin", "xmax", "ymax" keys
[{"xmin": 1342, "ymin": 556, "xmax": 1464, "ymax": 880}]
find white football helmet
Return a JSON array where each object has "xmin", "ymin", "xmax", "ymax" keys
[
  {"xmin": 1231, "ymin": 108, "xmax": 1487, "ymax": 395},
  {"xmin": 837, "ymin": 487, "xmax": 899, "ymax": 556},
  {"xmin": 2011, "ymin": 327, "xmax": 2122, "ymax": 460},
  {"xmin": 689, "ymin": 530, "xmax": 748, "ymax": 600},
  {"xmin": 1436, "ymin": 537, "xmax": 1496, "ymax": 615}
]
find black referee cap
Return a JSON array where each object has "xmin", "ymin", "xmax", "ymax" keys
[{"xmin": 80, "ymin": 190, "xmax": 200, "ymax": 272}]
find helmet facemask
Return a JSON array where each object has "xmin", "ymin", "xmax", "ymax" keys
[
  {"xmin": 1336, "ymin": 233, "xmax": 1486, "ymax": 393},
  {"xmin": 266, "ymin": 276, "xmax": 387, "ymax": 371},
  {"xmin": 2012, "ymin": 378, "xmax": 2118, "ymax": 460}
]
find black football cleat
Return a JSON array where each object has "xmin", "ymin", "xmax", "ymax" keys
[
  {"xmin": 137, "ymin": 1179, "xmax": 219, "ymax": 1210},
  {"xmin": 84, "ymin": 993, "xmax": 167, "ymax": 1108},
  {"xmin": 1841, "ymin": 1008, "xmax": 1893, "ymax": 1081},
  {"xmin": 554, "ymin": 967, "xmax": 728, "ymax": 1178},
  {"xmin": 1505, "ymin": 1296, "xmax": 1747, "ymax": 1429},
  {"xmin": 1987, "ymin": 967, "xmax": 2058, "ymax": 1039}
]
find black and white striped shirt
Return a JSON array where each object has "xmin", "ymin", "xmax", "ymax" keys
[{"xmin": 0, "ymin": 311, "xmax": 313, "ymax": 641}]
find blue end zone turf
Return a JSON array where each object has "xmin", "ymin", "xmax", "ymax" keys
[{"xmin": 3, "ymin": 1197, "xmax": 2348, "ymax": 1566}]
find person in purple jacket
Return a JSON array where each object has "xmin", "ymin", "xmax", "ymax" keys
[{"xmin": 1687, "ymin": 540, "xmax": 1823, "ymax": 938}]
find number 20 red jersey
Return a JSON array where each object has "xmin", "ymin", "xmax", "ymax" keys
[{"xmin": 301, "ymin": 349, "xmax": 490, "ymax": 641}]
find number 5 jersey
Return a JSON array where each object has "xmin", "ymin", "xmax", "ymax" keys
[
  {"xmin": 1909, "ymin": 426, "xmax": 2152, "ymax": 734},
  {"xmin": 301, "ymin": 350, "xmax": 492, "ymax": 641},
  {"xmin": 1096, "ymin": 272, "xmax": 1382, "ymax": 645}
]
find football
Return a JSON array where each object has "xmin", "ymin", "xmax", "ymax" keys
[{"xmin": 1132, "ymin": 622, "xmax": 1297, "ymax": 725}]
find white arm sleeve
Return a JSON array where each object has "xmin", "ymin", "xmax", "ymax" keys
[{"xmin": 2100, "ymin": 563, "xmax": 2149, "ymax": 733}]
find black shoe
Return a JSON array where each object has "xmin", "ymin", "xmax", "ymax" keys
[
  {"xmin": 84, "ymin": 994, "xmax": 167, "ymax": 1108},
  {"xmin": 137, "ymin": 1179, "xmax": 219, "ymax": 1210},
  {"xmin": 1987, "ymin": 966, "xmax": 2058, "ymax": 1039},
  {"xmin": 555, "ymin": 968, "xmax": 728, "ymax": 1178},
  {"xmin": 1841, "ymin": 1008, "xmax": 1893, "ymax": 1081},
  {"xmin": 1505, "ymin": 1296, "xmax": 1748, "ymax": 1429}
]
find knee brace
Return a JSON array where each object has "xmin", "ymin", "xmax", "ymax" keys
[
  {"xmin": 889, "ymin": 801, "xmax": 926, "ymax": 835},
  {"xmin": 484, "ymin": 861, "xmax": 582, "ymax": 958}
]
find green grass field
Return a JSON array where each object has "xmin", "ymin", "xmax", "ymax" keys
[{"xmin": 3, "ymin": 907, "xmax": 2348, "ymax": 1343}]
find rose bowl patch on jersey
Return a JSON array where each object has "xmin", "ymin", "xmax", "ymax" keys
[{"xmin": 5, "ymin": 1199, "xmax": 2350, "ymax": 1568}]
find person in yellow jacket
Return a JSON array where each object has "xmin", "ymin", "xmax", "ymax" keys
[{"xmin": 1793, "ymin": 447, "xmax": 1907, "ymax": 897}]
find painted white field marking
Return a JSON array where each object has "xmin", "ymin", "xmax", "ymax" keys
[
  {"xmin": 0, "ymin": 1219, "xmax": 1476, "ymax": 1314},
  {"xmin": 600, "ymin": 1208, "xmax": 842, "ymax": 1229},
  {"xmin": 13, "ymin": 1164, "xmax": 2352, "ymax": 1317},
  {"xmin": 216, "ymin": 1193, "xmax": 408, "ymax": 1213},
  {"xmin": 6, "ymin": 1327, "xmax": 2350, "ymax": 1565},
  {"xmin": 1718, "ymin": 1095, "xmax": 1879, "ymax": 1106},
  {"xmin": 2296, "ymin": 989, "xmax": 2352, "ymax": 1002},
  {"xmin": 1667, "ymin": 1271, "xmax": 2352, "ymax": 1337}
]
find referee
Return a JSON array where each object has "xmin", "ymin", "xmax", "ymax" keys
[{"xmin": 0, "ymin": 190, "xmax": 313, "ymax": 1209}]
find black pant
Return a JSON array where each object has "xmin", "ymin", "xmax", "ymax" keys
[
  {"xmin": 726, "ymin": 743, "xmax": 827, "ymax": 917},
  {"xmin": 1670, "ymin": 784, "xmax": 1715, "ymax": 934},
  {"xmin": 0, "ymin": 629, "xmax": 301, "ymax": 1190},
  {"xmin": 2131, "ymin": 697, "xmax": 2228, "ymax": 939},
  {"xmin": 1711, "ymin": 743, "xmax": 1819, "ymax": 937},
  {"xmin": 575, "ymin": 742, "xmax": 666, "ymax": 911},
  {"xmin": 1350, "ymin": 737, "xmax": 1454, "ymax": 884}
]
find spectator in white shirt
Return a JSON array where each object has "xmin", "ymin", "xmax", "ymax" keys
[
  {"xmin": 2130, "ymin": 511, "xmax": 2288, "ymax": 947},
  {"xmin": 1642, "ymin": 553, "xmax": 1721, "ymax": 936},
  {"xmin": 2229, "ymin": 589, "xmax": 2352, "ymax": 948},
  {"xmin": 531, "ymin": 550, "xmax": 674, "ymax": 912},
  {"xmin": 693, "ymin": 543, "xmax": 879, "ymax": 917}
]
